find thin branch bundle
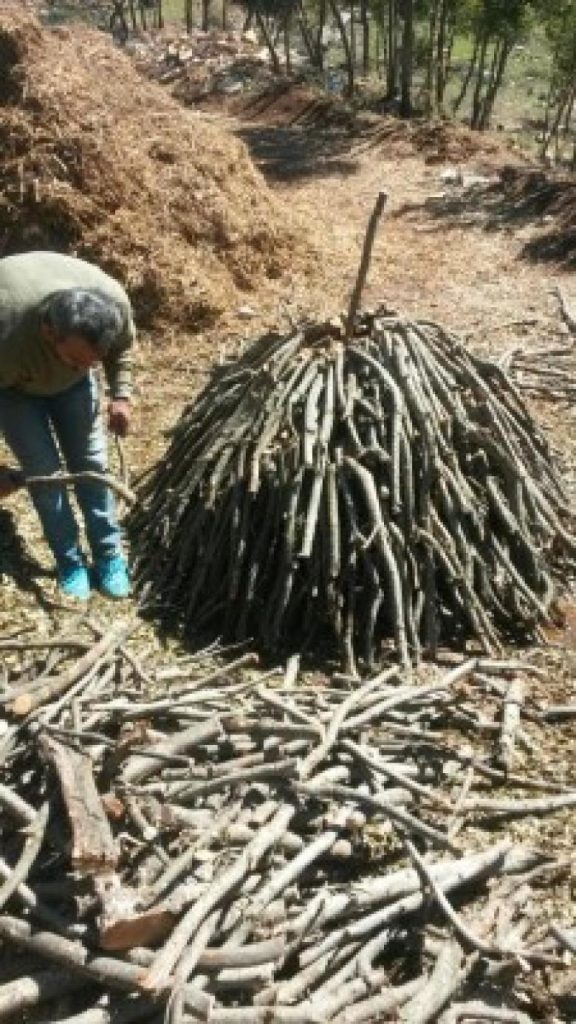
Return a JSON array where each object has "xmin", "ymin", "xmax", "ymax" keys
[{"xmin": 130, "ymin": 310, "xmax": 574, "ymax": 669}]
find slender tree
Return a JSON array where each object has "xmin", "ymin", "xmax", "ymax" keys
[
  {"xmin": 360, "ymin": 0, "xmax": 370, "ymax": 75},
  {"xmin": 386, "ymin": 0, "xmax": 399, "ymax": 99},
  {"xmin": 425, "ymin": 0, "xmax": 441, "ymax": 115},
  {"xmin": 330, "ymin": 0, "xmax": 355, "ymax": 94},
  {"xmin": 451, "ymin": 0, "xmax": 533, "ymax": 130},
  {"xmin": 399, "ymin": 0, "xmax": 414, "ymax": 115},
  {"xmin": 537, "ymin": 1, "xmax": 576, "ymax": 162},
  {"xmin": 185, "ymin": 0, "xmax": 193, "ymax": 33}
]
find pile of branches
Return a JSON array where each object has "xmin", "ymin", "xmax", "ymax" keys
[
  {"xmin": 131, "ymin": 309, "xmax": 575, "ymax": 671},
  {"xmin": 506, "ymin": 343, "xmax": 576, "ymax": 403},
  {"xmin": 503, "ymin": 287, "xmax": 576, "ymax": 404},
  {"xmin": 1, "ymin": 621, "xmax": 576, "ymax": 1023}
]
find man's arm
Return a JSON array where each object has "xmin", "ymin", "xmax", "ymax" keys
[
  {"xmin": 104, "ymin": 344, "xmax": 133, "ymax": 400},
  {"xmin": 102, "ymin": 314, "xmax": 135, "ymax": 437}
]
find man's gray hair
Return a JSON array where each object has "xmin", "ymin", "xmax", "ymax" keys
[{"xmin": 42, "ymin": 288, "xmax": 125, "ymax": 356}]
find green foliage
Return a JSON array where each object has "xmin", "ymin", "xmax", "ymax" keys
[
  {"xmin": 540, "ymin": 1, "xmax": 576, "ymax": 81},
  {"xmin": 456, "ymin": 0, "xmax": 533, "ymax": 41}
]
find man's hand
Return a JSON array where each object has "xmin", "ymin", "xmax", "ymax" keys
[
  {"xmin": 108, "ymin": 398, "xmax": 132, "ymax": 438},
  {"xmin": 0, "ymin": 466, "xmax": 23, "ymax": 499}
]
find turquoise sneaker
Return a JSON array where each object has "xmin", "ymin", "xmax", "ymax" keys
[
  {"xmin": 94, "ymin": 556, "xmax": 131, "ymax": 600},
  {"xmin": 57, "ymin": 563, "xmax": 91, "ymax": 600}
]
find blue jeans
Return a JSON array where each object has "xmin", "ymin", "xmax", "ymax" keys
[{"xmin": 0, "ymin": 374, "xmax": 122, "ymax": 569}]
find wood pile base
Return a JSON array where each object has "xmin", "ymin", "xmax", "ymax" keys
[{"xmin": 0, "ymin": 623, "xmax": 575, "ymax": 1022}]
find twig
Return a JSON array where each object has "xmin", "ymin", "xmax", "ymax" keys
[
  {"xmin": 0, "ymin": 915, "xmax": 212, "ymax": 1017},
  {"xmin": 399, "ymin": 941, "xmax": 468, "ymax": 1024},
  {"xmin": 23, "ymin": 470, "xmax": 137, "ymax": 506},
  {"xmin": 496, "ymin": 677, "xmax": 525, "ymax": 772},
  {"xmin": 7, "ymin": 623, "xmax": 133, "ymax": 716},
  {"xmin": 139, "ymin": 804, "xmax": 294, "ymax": 993},
  {"xmin": 553, "ymin": 284, "xmax": 576, "ymax": 336},
  {"xmin": 296, "ymin": 781, "xmax": 457, "ymax": 850},
  {"xmin": 0, "ymin": 802, "xmax": 50, "ymax": 911}
]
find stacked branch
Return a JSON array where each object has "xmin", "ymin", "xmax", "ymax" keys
[
  {"xmin": 131, "ymin": 310, "xmax": 574, "ymax": 670},
  {"xmin": 506, "ymin": 344, "xmax": 576, "ymax": 403},
  {"xmin": 0, "ymin": 626, "xmax": 574, "ymax": 1022},
  {"xmin": 503, "ymin": 287, "xmax": 576, "ymax": 403}
]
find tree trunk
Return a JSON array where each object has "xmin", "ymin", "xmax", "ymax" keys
[
  {"xmin": 360, "ymin": 0, "xmax": 370, "ymax": 75},
  {"xmin": 284, "ymin": 12, "xmax": 292, "ymax": 73},
  {"xmin": 425, "ymin": 0, "xmax": 439, "ymax": 116},
  {"xmin": 315, "ymin": 0, "xmax": 326, "ymax": 71},
  {"xmin": 127, "ymin": 0, "xmax": 138, "ymax": 30},
  {"xmin": 185, "ymin": 0, "xmax": 193, "ymax": 33},
  {"xmin": 350, "ymin": 0, "xmax": 356, "ymax": 80},
  {"xmin": 157, "ymin": 0, "xmax": 164, "ymax": 29},
  {"xmin": 475, "ymin": 35, "xmax": 501, "ymax": 127},
  {"xmin": 453, "ymin": 31, "xmax": 479, "ymax": 113},
  {"xmin": 297, "ymin": 0, "xmax": 321, "ymax": 67},
  {"xmin": 201, "ymin": 0, "xmax": 209, "ymax": 31},
  {"xmin": 110, "ymin": 0, "xmax": 129, "ymax": 41},
  {"xmin": 479, "ymin": 37, "xmax": 511, "ymax": 130},
  {"xmin": 436, "ymin": 0, "xmax": 448, "ymax": 112},
  {"xmin": 386, "ymin": 0, "xmax": 398, "ymax": 100},
  {"xmin": 470, "ymin": 31, "xmax": 489, "ymax": 128},
  {"xmin": 255, "ymin": 10, "xmax": 283, "ymax": 74},
  {"xmin": 329, "ymin": 0, "xmax": 354, "ymax": 96},
  {"xmin": 399, "ymin": 0, "xmax": 414, "ymax": 117},
  {"xmin": 563, "ymin": 87, "xmax": 575, "ymax": 138},
  {"xmin": 540, "ymin": 82, "xmax": 562, "ymax": 161},
  {"xmin": 375, "ymin": 9, "xmax": 381, "ymax": 77},
  {"xmin": 541, "ymin": 85, "xmax": 574, "ymax": 164}
]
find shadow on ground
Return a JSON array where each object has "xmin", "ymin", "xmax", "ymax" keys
[
  {"xmin": 396, "ymin": 165, "xmax": 576, "ymax": 267},
  {"xmin": 230, "ymin": 81, "xmax": 362, "ymax": 181},
  {"xmin": 0, "ymin": 508, "xmax": 55, "ymax": 612},
  {"xmin": 235, "ymin": 121, "xmax": 359, "ymax": 181},
  {"xmin": 229, "ymin": 81, "xmax": 501, "ymax": 181}
]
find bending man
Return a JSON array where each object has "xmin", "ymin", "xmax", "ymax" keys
[{"xmin": 0, "ymin": 250, "xmax": 135, "ymax": 600}]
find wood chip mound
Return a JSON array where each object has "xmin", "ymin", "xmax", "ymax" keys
[{"xmin": 0, "ymin": 9, "xmax": 313, "ymax": 329}]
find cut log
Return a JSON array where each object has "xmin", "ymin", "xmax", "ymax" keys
[
  {"xmin": 94, "ymin": 876, "xmax": 175, "ymax": 952},
  {"xmin": 39, "ymin": 735, "xmax": 118, "ymax": 874}
]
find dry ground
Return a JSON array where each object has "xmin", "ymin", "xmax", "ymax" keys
[{"xmin": 2, "ymin": 66, "xmax": 576, "ymax": 1008}]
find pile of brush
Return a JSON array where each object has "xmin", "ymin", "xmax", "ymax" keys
[
  {"xmin": 130, "ymin": 196, "xmax": 575, "ymax": 670},
  {"xmin": 131, "ymin": 307, "xmax": 574, "ymax": 670}
]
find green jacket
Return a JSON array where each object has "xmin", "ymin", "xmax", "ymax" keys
[{"xmin": 0, "ymin": 251, "xmax": 135, "ymax": 399}]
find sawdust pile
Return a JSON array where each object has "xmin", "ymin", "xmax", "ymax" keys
[
  {"xmin": 371, "ymin": 116, "xmax": 504, "ymax": 164},
  {"xmin": 0, "ymin": 11, "xmax": 311, "ymax": 328}
]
